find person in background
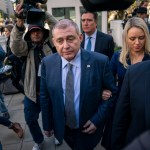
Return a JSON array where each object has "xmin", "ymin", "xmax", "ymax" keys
[
  {"xmin": 140, "ymin": 0, "xmax": 149, "ymax": 8},
  {"xmin": 136, "ymin": 7, "xmax": 148, "ymax": 20},
  {"xmin": 81, "ymin": 10, "xmax": 114, "ymax": 60},
  {"xmin": 4, "ymin": 24, "xmax": 24, "ymax": 94},
  {"xmin": 10, "ymin": 2, "xmax": 57, "ymax": 150},
  {"xmin": 110, "ymin": 17, "xmax": 150, "ymax": 93},
  {"xmin": 5, "ymin": 18, "xmax": 14, "ymax": 25},
  {"xmin": 0, "ymin": 45, "xmax": 10, "ymax": 119},
  {"xmin": 40, "ymin": 19, "xmax": 117, "ymax": 150},
  {"xmin": 0, "ymin": 91, "xmax": 10, "ymax": 119},
  {"xmin": 0, "ymin": 45, "xmax": 5, "ymax": 70},
  {"xmin": 0, "ymin": 18, "xmax": 5, "ymax": 36},
  {"xmin": 0, "ymin": 116, "xmax": 23, "ymax": 150},
  {"xmin": 136, "ymin": 7, "xmax": 150, "ymax": 31},
  {"xmin": 102, "ymin": 16, "xmax": 150, "ymax": 150},
  {"xmin": 132, "ymin": 0, "xmax": 149, "ymax": 16}
]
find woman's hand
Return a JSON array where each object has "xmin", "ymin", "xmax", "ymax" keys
[{"xmin": 102, "ymin": 89, "xmax": 112, "ymax": 100}]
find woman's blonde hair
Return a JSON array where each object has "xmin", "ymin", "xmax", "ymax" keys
[{"xmin": 119, "ymin": 17, "xmax": 150, "ymax": 68}]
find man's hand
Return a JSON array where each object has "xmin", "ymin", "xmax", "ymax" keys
[
  {"xmin": 3, "ymin": 57, "xmax": 8, "ymax": 65},
  {"xmin": 15, "ymin": 3, "xmax": 24, "ymax": 16},
  {"xmin": 82, "ymin": 120, "xmax": 97, "ymax": 134},
  {"xmin": 15, "ymin": 2, "xmax": 25, "ymax": 28},
  {"xmin": 44, "ymin": 130, "xmax": 54, "ymax": 137}
]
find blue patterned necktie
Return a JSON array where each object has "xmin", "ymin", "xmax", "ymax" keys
[
  {"xmin": 65, "ymin": 63, "xmax": 77, "ymax": 128},
  {"xmin": 86, "ymin": 37, "xmax": 92, "ymax": 51}
]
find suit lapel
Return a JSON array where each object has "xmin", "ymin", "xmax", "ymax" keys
[
  {"xmin": 145, "ymin": 70, "xmax": 150, "ymax": 129},
  {"xmin": 81, "ymin": 34, "xmax": 85, "ymax": 49},
  {"xmin": 80, "ymin": 50, "xmax": 91, "ymax": 113},
  {"xmin": 95, "ymin": 31, "xmax": 103, "ymax": 52},
  {"xmin": 53, "ymin": 54, "xmax": 64, "ymax": 108}
]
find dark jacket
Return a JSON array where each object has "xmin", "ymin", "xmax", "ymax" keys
[
  {"xmin": 110, "ymin": 50, "xmax": 150, "ymax": 93},
  {"xmin": 40, "ymin": 49, "xmax": 118, "ymax": 146},
  {"xmin": 111, "ymin": 60, "xmax": 150, "ymax": 150},
  {"xmin": 81, "ymin": 30, "xmax": 114, "ymax": 59},
  {"xmin": 123, "ymin": 130, "xmax": 150, "ymax": 150},
  {"xmin": 0, "ymin": 45, "xmax": 5, "ymax": 68}
]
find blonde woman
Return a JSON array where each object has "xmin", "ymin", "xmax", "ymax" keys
[
  {"xmin": 102, "ymin": 17, "xmax": 150, "ymax": 150},
  {"xmin": 111, "ymin": 16, "xmax": 150, "ymax": 93}
]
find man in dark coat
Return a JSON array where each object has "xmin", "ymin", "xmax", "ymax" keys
[{"xmin": 81, "ymin": 10, "xmax": 114, "ymax": 60}]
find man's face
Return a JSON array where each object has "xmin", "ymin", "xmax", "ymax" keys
[
  {"xmin": 4, "ymin": 28, "xmax": 10, "ymax": 38},
  {"xmin": 81, "ymin": 13, "xmax": 97, "ymax": 36},
  {"xmin": 30, "ymin": 29, "xmax": 44, "ymax": 43},
  {"xmin": 137, "ymin": 13, "xmax": 148, "ymax": 20},
  {"xmin": 141, "ymin": 2, "xmax": 148, "ymax": 8},
  {"xmin": 52, "ymin": 26, "xmax": 83, "ymax": 61}
]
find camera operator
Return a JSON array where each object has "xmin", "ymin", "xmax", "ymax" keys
[{"xmin": 10, "ymin": 2, "xmax": 57, "ymax": 150}]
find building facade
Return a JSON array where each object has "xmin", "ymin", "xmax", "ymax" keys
[
  {"xmin": 0, "ymin": 0, "xmax": 14, "ymax": 18},
  {"xmin": 47, "ymin": 0, "xmax": 108, "ymax": 33}
]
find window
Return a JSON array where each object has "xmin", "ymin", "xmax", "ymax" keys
[{"xmin": 52, "ymin": 7, "xmax": 75, "ymax": 21}]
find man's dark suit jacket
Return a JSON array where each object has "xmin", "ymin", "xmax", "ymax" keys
[
  {"xmin": 111, "ymin": 60, "xmax": 150, "ymax": 150},
  {"xmin": 123, "ymin": 130, "xmax": 150, "ymax": 150},
  {"xmin": 40, "ymin": 49, "xmax": 117, "ymax": 148},
  {"xmin": 81, "ymin": 30, "xmax": 114, "ymax": 59}
]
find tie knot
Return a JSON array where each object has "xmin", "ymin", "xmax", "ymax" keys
[
  {"xmin": 67, "ymin": 63, "xmax": 73, "ymax": 70},
  {"xmin": 86, "ymin": 37, "xmax": 92, "ymax": 51}
]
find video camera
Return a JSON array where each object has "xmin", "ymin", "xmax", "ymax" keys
[{"xmin": 16, "ymin": 0, "xmax": 47, "ymax": 25}]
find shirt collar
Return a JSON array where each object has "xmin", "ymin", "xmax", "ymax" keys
[
  {"xmin": 85, "ymin": 29, "xmax": 97, "ymax": 40},
  {"xmin": 62, "ymin": 49, "xmax": 81, "ymax": 69}
]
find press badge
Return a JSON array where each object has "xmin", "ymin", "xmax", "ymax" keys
[{"xmin": 38, "ymin": 64, "xmax": 41, "ymax": 77}]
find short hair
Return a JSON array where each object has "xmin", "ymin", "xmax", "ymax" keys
[
  {"xmin": 136, "ymin": 7, "xmax": 147, "ymax": 14},
  {"xmin": 5, "ymin": 24, "xmax": 14, "ymax": 32},
  {"xmin": 120, "ymin": 17, "xmax": 150, "ymax": 68},
  {"xmin": 81, "ymin": 10, "xmax": 98, "ymax": 22},
  {"xmin": 140, "ymin": 0, "xmax": 148, "ymax": 7},
  {"xmin": 52, "ymin": 19, "xmax": 80, "ymax": 36}
]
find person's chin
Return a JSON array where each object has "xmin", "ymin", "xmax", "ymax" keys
[
  {"xmin": 33, "ymin": 40, "xmax": 42, "ymax": 44},
  {"xmin": 64, "ymin": 55, "xmax": 74, "ymax": 61}
]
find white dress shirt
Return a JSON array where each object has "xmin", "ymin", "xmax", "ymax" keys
[{"xmin": 84, "ymin": 29, "xmax": 97, "ymax": 52}]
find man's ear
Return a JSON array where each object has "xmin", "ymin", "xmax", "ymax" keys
[
  {"xmin": 52, "ymin": 38, "xmax": 55, "ymax": 46},
  {"xmin": 80, "ymin": 0, "xmax": 134, "ymax": 11},
  {"xmin": 79, "ymin": 33, "xmax": 83, "ymax": 43}
]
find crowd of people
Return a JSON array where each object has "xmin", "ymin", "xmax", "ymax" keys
[{"xmin": 1, "ymin": 0, "xmax": 150, "ymax": 150}]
